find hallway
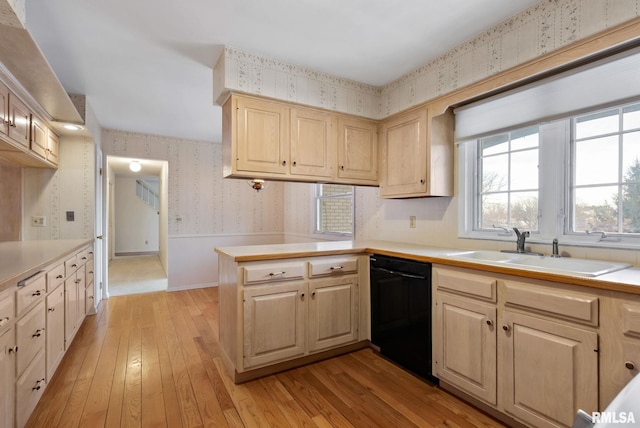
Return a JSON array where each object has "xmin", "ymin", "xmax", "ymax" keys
[{"xmin": 108, "ymin": 255, "xmax": 167, "ymax": 296}]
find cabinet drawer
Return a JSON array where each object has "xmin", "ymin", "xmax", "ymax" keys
[
  {"xmin": 243, "ymin": 262, "xmax": 305, "ymax": 284},
  {"xmin": 85, "ymin": 260, "xmax": 95, "ymax": 286},
  {"xmin": 16, "ymin": 350, "xmax": 46, "ymax": 428},
  {"xmin": 622, "ymin": 304, "xmax": 640, "ymax": 338},
  {"xmin": 64, "ymin": 254, "xmax": 80, "ymax": 275},
  {"xmin": 0, "ymin": 290, "xmax": 14, "ymax": 331},
  {"xmin": 504, "ymin": 281, "xmax": 598, "ymax": 326},
  {"xmin": 85, "ymin": 285, "xmax": 95, "ymax": 314},
  {"xmin": 16, "ymin": 300, "xmax": 46, "ymax": 377},
  {"xmin": 16, "ymin": 271, "xmax": 46, "ymax": 316},
  {"xmin": 309, "ymin": 257, "xmax": 358, "ymax": 277},
  {"xmin": 46, "ymin": 262, "xmax": 66, "ymax": 292},
  {"xmin": 433, "ymin": 267, "xmax": 496, "ymax": 301}
]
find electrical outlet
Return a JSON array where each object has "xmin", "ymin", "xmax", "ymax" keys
[
  {"xmin": 409, "ymin": 216, "xmax": 416, "ymax": 228},
  {"xmin": 31, "ymin": 216, "xmax": 46, "ymax": 227}
]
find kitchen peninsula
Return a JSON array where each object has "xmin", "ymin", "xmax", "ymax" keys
[{"xmin": 216, "ymin": 240, "xmax": 640, "ymax": 428}]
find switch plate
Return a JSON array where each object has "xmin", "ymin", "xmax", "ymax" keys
[
  {"xmin": 66, "ymin": 211, "xmax": 75, "ymax": 221},
  {"xmin": 409, "ymin": 216, "xmax": 416, "ymax": 228},
  {"xmin": 31, "ymin": 216, "xmax": 46, "ymax": 227}
]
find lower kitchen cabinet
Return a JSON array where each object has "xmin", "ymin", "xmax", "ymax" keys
[
  {"xmin": 502, "ymin": 311, "xmax": 597, "ymax": 428},
  {"xmin": 433, "ymin": 265, "xmax": 599, "ymax": 428},
  {"xmin": 46, "ymin": 284, "xmax": 65, "ymax": 381},
  {"xmin": 243, "ymin": 281, "xmax": 307, "ymax": 368},
  {"xmin": 0, "ymin": 327, "xmax": 16, "ymax": 428},
  {"xmin": 15, "ymin": 350, "xmax": 46, "ymax": 428},
  {"xmin": 64, "ymin": 274, "xmax": 79, "ymax": 346},
  {"xmin": 219, "ymin": 253, "xmax": 367, "ymax": 382}
]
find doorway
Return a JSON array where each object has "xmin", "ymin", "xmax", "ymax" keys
[{"xmin": 105, "ymin": 156, "xmax": 169, "ymax": 296}]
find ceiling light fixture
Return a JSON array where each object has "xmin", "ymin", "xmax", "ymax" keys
[
  {"xmin": 63, "ymin": 124, "xmax": 81, "ymax": 131},
  {"xmin": 248, "ymin": 179, "xmax": 267, "ymax": 192},
  {"xmin": 129, "ymin": 160, "xmax": 142, "ymax": 172}
]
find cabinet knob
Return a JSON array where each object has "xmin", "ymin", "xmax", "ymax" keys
[
  {"xmin": 420, "ymin": 179, "xmax": 425, "ymax": 184},
  {"xmin": 312, "ymin": 291, "xmax": 316, "ymax": 298},
  {"xmin": 48, "ymin": 307, "xmax": 55, "ymax": 312},
  {"xmin": 625, "ymin": 361, "xmax": 636, "ymax": 370},
  {"xmin": 502, "ymin": 325, "xmax": 510, "ymax": 332},
  {"xmin": 340, "ymin": 165, "xmax": 344, "ymax": 170},
  {"xmin": 292, "ymin": 161, "xmax": 297, "ymax": 167},
  {"xmin": 486, "ymin": 319, "xmax": 493, "ymax": 326},
  {"xmin": 282, "ymin": 160, "xmax": 287, "ymax": 166},
  {"xmin": 9, "ymin": 346, "xmax": 18, "ymax": 354},
  {"xmin": 0, "ymin": 316, "xmax": 9, "ymax": 326},
  {"xmin": 300, "ymin": 293, "xmax": 305, "ymax": 298}
]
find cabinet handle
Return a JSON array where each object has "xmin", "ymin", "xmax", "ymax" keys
[
  {"xmin": 71, "ymin": 263, "xmax": 77, "ymax": 268},
  {"xmin": 89, "ymin": 296, "xmax": 94, "ymax": 300},
  {"xmin": 76, "ymin": 279, "xmax": 82, "ymax": 284},
  {"xmin": 268, "ymin": 271, "xmax": 286, "ymax": 277},
  {"xmin": 502, "ymin": 325, "xmax": 510, "ymax": 332},
  {"xmin": 329, "ymin": 266, "xmax": 344, "ymax": 271},
  {"xmin": 0, "ymin": 316, "xmax": 9, "ymax": 325},
  {"xmin": 48, "ymin": 307, "xmax": 55, "ymax": 312},
  {"xmin": 9, "ymin": 346, "xmax": 18, "ymax": 354},
  {"xmin": 32, "ymin": 329, "xmax": 44, "ymax": 338},
  {"xmin": 486, "ymin": 319, "xmax": 493, "ymax": 326},
  {"xmin": 10, "ymin": 122, "xmax": 16, "ymax": 128},
  {"xmin": 56, "ymin": 275, "xmax": 63, "ymax": 279},
  {"xmin": 32, "ymin": 379, "xmax": 45, "ymax": 391},
  {"xmin": 625, "ymin": 361, "xmax": 636, "ymax": 370},
  {"xmin": 32, "ymin": 290, "xmax": 42, "ymax": 297},
  {"xmin": 282, "ymin": 160, "xmax": 287, "ymax": 166}
]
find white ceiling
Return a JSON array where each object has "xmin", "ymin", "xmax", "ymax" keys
[{"xmin": 24, "ymin": 0, "xmax": 540, "ymax": 142}]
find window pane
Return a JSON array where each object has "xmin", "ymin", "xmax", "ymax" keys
[
  {"xmin": 482, "ymin": 154, "xmax": 508, "ymax": 192},
  {"xmin": 573, "ymin": 186, "xmax": 618, "ymax": 232},
  {"xmin": 510, "ymin": 149, "xmax": 538, "ymax": 190},
  {"xmin": 510, "ymin": 192, "xmax": 538, "ymax": 230},
  {"xmin": 622, "ymin": 183, "xmax": 640, "ymax": 233},
  {"xmin": 481, "ymin": 134, "xmax": 508, "ymax": 156},
  {"xmin": 574, "ymin": 136, "xmax": 618, "ymax": 185},
  {"xmin": 511, "ymin": 127, "xmax": 539, "ymax": 150},
  {"xmin": 623, "ymin": 104, "xmax": 640, "ymax": 131},
  {"xmin": 480, "ymin": 193, "xmax": 507, "ymax": 228},
  {"xmin": 317, "ymin": 196, "xmax": 352, "ymax": 234},
  {"xmin": 575, "ymin": 109, "xmax": 618, "ymax": 139},
  {"xmin": 623, "ymin": 131, "xmax": 640, "ymax": 183}
]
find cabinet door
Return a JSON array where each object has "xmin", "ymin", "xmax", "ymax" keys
[
  {"xmin": 8, "ymin": 94, "xmax": 30, "ymax": 148},
  {"xmin": 46, "ymin": 285, "xmax": 66, "ymax": 380},
  {"xmin": 308, "ymin": 276, "xmax": 358, "ymax": 352},
  {"xmin": 0, "ymin": 328, "xmax": 15, "ymax": 428},
  {"xmin": 337, "ymin": 116, "xmax": 378, "ymax": 183},
  {"xmin": 0, "ymin": 81, "xmax": 9, "ymax": 137},
  {"xmin": 380, "ymin": 108, "xmax": 428, "ymax": 197},
  {"xmin": 65, "ymin": 275, "xmax": 78, "ymax": 346},
  {"xmin": 76, "ymin": 268, "xmax": 86, "ymax": 327},
  {"xmin": 243, "ymin": 281, "xmax": 306, "ymax": 368},
  {"xmin": 30, "ymin": 115, "xmax": 48, "ymax": 159},
  {"xmin": 502, "ymin": 311, "xmax": 598, "ymax": 428},
  {"xmin": 290, "ymin": 107, "xmax": 334, "ymax": 178},
  {"xmin": 236, "ymin": 96, "xmax": 289, "ymax": 175},
  {"xmin": 47, "ymin": 131, "xmax": 60, "ymax": 166},
  {"xmin": 434, "ymin": 293, "xmax": 497, "ymax": 405}
]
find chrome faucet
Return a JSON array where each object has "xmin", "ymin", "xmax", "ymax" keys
[
  {"xmin": 513, "ymin": 227, "xmax": 529, "ymax": 253},
  {"xmin": 551, "ymin": 238, "xmax": 560, "ymax": 258}
]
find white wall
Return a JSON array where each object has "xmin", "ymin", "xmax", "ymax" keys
[{"xmin": 113, "ymin": 176, "xmax": 159, "ymax": 254}]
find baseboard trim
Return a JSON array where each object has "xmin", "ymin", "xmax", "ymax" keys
[
  {"xmin": 166, "ymin": 282, "xmax": 218, "ymax": 292},
  {"xmin": 114, "ymin": 251, "xmax": 159, "ymax": 257}
]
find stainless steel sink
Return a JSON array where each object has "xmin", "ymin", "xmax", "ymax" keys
[{"xmin": 445, "ymin": 250, "xmax": 630, "ymax": 277}]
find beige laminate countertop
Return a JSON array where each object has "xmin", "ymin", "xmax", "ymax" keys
[
  {"xmin": 0, "ymin": 239, "xmax": 93, "ymax": 293},
  {"xmin": 215, "ymin": 240, "xmax": 640, "ymax": 295}
]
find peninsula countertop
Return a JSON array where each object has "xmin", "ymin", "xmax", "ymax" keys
[
  {"xmin": 215, "ymin": 239, "xmax": 640, "ymax": 295},
  {"xmin": 0, "ymin": 239, "xmax": 94, "ymax": 293}
]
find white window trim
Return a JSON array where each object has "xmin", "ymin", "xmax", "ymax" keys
[
  {"xmin": 312, "ymin": 184, "xmax": 355, "ymax": 238},
  {"xmin": 458, "ymin": 116, "xmax": 640, "ymax": 250}
]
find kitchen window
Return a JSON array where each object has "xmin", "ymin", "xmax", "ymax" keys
[
  {"xmin": 314, "ymin": 184, "xmax": 354, "ymax": 236},
  {"xmin": 459, "ymin": 100, "xmax": 640, "ymax": 248}
]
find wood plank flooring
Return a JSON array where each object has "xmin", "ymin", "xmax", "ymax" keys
[{"xmin": 27, "ymin": 288, "xmax": 505, "ymax": 428}]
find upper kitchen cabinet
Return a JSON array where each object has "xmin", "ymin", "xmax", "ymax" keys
[
  {"xmin": 379, "ymin": 106, "xmax": 453, "ymax": 198},
  {"xmin": 337, "ymin": 116, "xmax": 378, "ymax": 185},
  {"xmin": 8, "ymin": 92, "xmax": 30, "ymax": 149},
  {"xmin": 0, "ymin": 81, "xmax": 9, "ymax": 138},
  {"xmin": 222, "ymin": 93, "xmax": 378, "ymax": 186}
]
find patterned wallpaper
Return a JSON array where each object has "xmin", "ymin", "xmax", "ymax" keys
[
  {"xmin": 102, "ymin": 129, "xmax": 285, "ymax": 236},
  {"xmin": 214, "ymin": 0, "xmax": 640, "ymax": 119}
]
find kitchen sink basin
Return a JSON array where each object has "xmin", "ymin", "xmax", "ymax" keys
[{"xmin": 445, "ymin": 250, "xmax": 630, "ymax": 277}]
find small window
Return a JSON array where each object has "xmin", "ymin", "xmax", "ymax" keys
[
  {"xmin": 476, "ymin": 126, "xmax": 540, "ymax": 232},
  {"xmin": 570, "ymin": 103, "xmax": 640, "ymax": 234},
  {"xmin": 314, "ymin": 184, "xmax": 354, "ymax": 236}
]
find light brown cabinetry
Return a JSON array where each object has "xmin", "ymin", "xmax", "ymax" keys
[
  {"xmin": 433, "ymin": 265, "xmax": 598, "ymax": 428},
  {"xmin": 0, "ymin": 81, "xmax": 9, "ymax": 138},
  {"xmin": 8, "ymin": 93, "xmax": 30, "ymax": 148},
  {"xmin": 379, "ymin": 107, "xmax": 453, "ymax": 198},
  {"xmin": 0, "ymin": 287, "xmax": 15, "ymax": 428},
  {"xmin": 223, "ymin": 93, "xmax": 378, "ymax": 185},
  {"xmin": 30, "ymin": 115, "xmax": 60, "ymax": 167},
  {"xmin": 337, "ymin": 116, "xmax": 378, "ymax": 184},
  {"xmin": 219, "ymin": 253, "xmax": 367, "ymax": 383},
  {"xmin": 46, "ymin": 284, "xmax": 65, "ymax": 381}
]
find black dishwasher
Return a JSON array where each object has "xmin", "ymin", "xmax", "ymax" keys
[{"xmin": 370, "ymin": 254, "xmax": 435, "ymax": 382}]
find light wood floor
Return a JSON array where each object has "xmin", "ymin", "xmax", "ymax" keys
[
  {"xmin": 108, "ymin": 255, "xmax": 167, "ymax": 296},
  {"xmin": 27, "ymin": 288, "xmax": 505, "ymax": 428}
]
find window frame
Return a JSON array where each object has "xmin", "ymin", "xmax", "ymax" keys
[
  {"xmin": 313, "ymin": 183, "xmax": 355, "ymax": 237},
  {"xmin": 459, "ymin": 100, "xmax": 640, "ymax": 249}
]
